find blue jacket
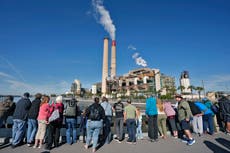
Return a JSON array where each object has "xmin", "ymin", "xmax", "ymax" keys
[
  {"xmin": 194, "ymin": 101, "xmax": 213, "ymax": 115},
  {"xmin": 145, "ymin": 97, "xmax": 158, "ymax": 116}
]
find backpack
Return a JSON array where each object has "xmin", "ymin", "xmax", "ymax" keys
[
  {"xmin": 64, "ymin": 100, "xmax": 77, "ymax": 117},
  {"xmin": 89, "ymin": 105, "xmax": 100, "ymax": 120}
]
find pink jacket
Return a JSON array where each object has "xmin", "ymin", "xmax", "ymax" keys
[
  {"xmin": 37, "ymin": 103, "xmax": 50, "ymax": 121},
  {"xmin": 164, "ymin": 102, "xmax": 176, "ymax": 117}
]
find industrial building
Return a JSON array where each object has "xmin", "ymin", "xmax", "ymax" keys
[
  {"xmin": 97, "ymin": 37, "xmax": 175, "ymax": 97},
  {"xmin": 92, "ymin": 67, "xmax": 175, "ymax": 97},
  {"xmin": 70, "ymin": 79, "xmax": 81, "ymax": 95}
]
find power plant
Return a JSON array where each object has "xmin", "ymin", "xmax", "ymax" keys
[
  {"xmin": 101, "ymin": 38, "xmax": 117, "ymax": 96},
  {"xmin": 99, "ymin": 38, "xmax": 175, "ymax": 97}
]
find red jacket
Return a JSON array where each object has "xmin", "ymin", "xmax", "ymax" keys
[{"xmin": 49, "ymin": 102, "xmax": 64, "ymax": 124}]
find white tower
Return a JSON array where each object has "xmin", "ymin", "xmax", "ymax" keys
[
  {"xmin": 102, "ymin": 38, "xmax": 109, "ymax": 96},
  {"xmin": 180, "ymin": 71, "xmax": 191, "ymax": 94}
]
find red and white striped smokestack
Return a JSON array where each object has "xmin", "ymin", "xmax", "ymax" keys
[
  {"xmin": 111, "ymin": 40, "xmax": 116, "ymax": 79},
  {"xmin": 102, "ymin": 38, "xmax": 109, "ymax": 95}
]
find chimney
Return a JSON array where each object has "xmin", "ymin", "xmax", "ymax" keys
[
  {"xmin": 102, "ymin": 38, "xmax": 109, "ymax": 95},
  {"xmin": 111, "ymin": 40, "xmax": 116, "ymax": 79}
]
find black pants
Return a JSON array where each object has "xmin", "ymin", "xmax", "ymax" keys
[
  {"xmin": 148, "ymin": 115, "xmax": 158, "ymax": 140},
  {"xmin": 46, "ymin": 122, "xmax": 61, "ymax": 149},
  {"xmin": 82, "ymin": 128, "xmax": 86, "ymax": 142}
]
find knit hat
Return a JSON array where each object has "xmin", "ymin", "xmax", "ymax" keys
[{"xmin": 56, "ymin": 96, "xmax": 62, "ymax": 103}]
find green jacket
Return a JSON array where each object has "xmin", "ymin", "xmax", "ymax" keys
[{"xmin": 178, "ymin": 100, "xmax": 193, "ymax": 122}]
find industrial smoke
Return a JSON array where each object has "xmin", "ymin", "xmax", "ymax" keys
[
  {"xmin": 92, "ymin": 0, "xmax": 116, "ymax": 40},
  {"xmin": 129, "ymin": 45, "xmax": 148, "ymax": 67}
]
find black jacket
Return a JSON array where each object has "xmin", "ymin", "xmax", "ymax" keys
[
  {"xmin": 188, "ymin": 101, "xmax": 202, "ymax": 115},
  {"xmin": 13, "ymin": 98, "xmax": 31, "ymax": 121},
  {"xmin": 85, "ymin": 103, "xmax": 105, "ymax": 121},
  {"xmin": 219, "ymin": 97, "xmax": 230, "ymax": 116},
  {"xmin": 28, "ymin": 98, "xmax": 41, "ymax": 119}
]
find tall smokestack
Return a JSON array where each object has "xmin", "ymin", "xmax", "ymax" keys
[
  {"xmin": 111, "ymin": 40, "xmax": 116, "ymax": 79},
  {"xmin": 102, "ymin": 38, "xmax": 109, "ymax": 95}
]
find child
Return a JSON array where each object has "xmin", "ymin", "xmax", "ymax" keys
[
  {"xmin": 79, "ymin": 109, "xmax": 87, "ymax": 143},
  {"xmin": 136, "ymin": 108, "xmax": 143, "ymax": 140}
]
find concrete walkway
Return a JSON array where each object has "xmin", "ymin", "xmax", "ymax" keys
[{"xmin": 1, "ymin": 132, "xmax": 230, "ymax": 153}]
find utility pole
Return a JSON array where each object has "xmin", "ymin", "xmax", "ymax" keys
[{"xmin": 202, "ymin": 80, "xmax": 206, "ymax": 97}]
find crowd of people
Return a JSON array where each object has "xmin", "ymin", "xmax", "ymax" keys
[{"xmin": 0, "ymin": 92, "xmax": 230, "ymax": 152}]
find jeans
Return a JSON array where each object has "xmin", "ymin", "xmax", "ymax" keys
[
  {"xmin": 126, "ymin": 119, "xmax": 136, "ymax": 142},
  {"xmin": 115, "ymin": 118, "xmax": 124, "ymax": 141},
  {"xmin": 0, "ymin": 118, "xmax": 3, "ymax": 128},
  {"xmin": 148, "ymin": 115, "xmax": 158, "ymax": 140},
  {"xmin": 27, "ymin": 119, "xmax": 38, "ymax": 143},
  {"xmin": 86, "ymin": 120, "xmax": 103, "ymax": 149},
  {"xmin": 12, "ymin": 119, "xmax": 26, "ymax": 145},
  {"xmin": 203, "ymin": 114, "xmax": 214, "ymax": 135},
  {"xmin": 103, "ymin": 116, "xmax": 112, "ymax": 144},
  {"xmin": 136, "ymin": 120, "xmax": 143, "ymax": 139},
  {"xmin": 65, "ymin": 118, "xmax": 77, "ymax": 144}
]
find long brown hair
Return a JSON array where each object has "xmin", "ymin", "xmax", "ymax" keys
[
  {"xmin": 136, "ymin": 107, "xmax": 141, "ymax": 117},
  {"xmin": 40, "ymin": 95, "xmax": 50, "ymax": 106},
  {"xmin": 157, "ymin": 98, "xmax": 164, "ymax": 112}
]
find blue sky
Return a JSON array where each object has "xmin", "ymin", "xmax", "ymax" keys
[{"xmin": 0, "ymin": 0, "xmax": 230, "ymax": 95}]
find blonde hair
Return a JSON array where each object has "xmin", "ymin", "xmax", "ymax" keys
[
  {"xmin": 136, "ymin": 107, "xmax": 141, "ymax": 117},
  {"xmin": 157, "ymin": 98, "xmax": 164, "ymax": 112}
]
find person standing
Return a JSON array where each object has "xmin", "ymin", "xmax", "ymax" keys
[
  {"xmin": 219, "ymin": 95, "xmax": 230, "ymax": 134},
  {"xmin": 64, "ymin": 98, "xmax": 78, "ymax": 145},
  {"xmin": 27, "ymin": 93, "xmax": 42, "ymax": 146},
  {"xmin": 45, "ymin": 96, "xmax": 64, "ymax": 150},
  {"xmin": 194, "ymin": 101, "xmax": 214, "ymax": 135},
  {"xmin": 124, "ymin": 99, "xmax": 137, "ymax": 144},
  {"xmin": 136, "ymin": 107, "xmax": 143, "ymax": 140},
  {"xmin": 79, "ymin": 109, "xmax": 87, "ymax": 143},
  {"xmin": 163, "ymin": 101, "xmax": 178, "ymax": 138},
  {"xmin": 100, "ymin": 97, "xmax": 113, "ymax": 144},
  {"xmin": 188, "ymin": 100, "xmax": 203, "ymax": 136},
  {"xmin": 203, "ymin": 98, "xmax": 217, "ymax": 132},
  {"xmin": 84, "ymin": 97, "xmax": 105, "ymax": 153},
  {"xmin": 157, "ymin": 99, "xmax": 167, "ymax": 139},
  {"xmin": 145, "ymin": 95, "xmax": 158, "ymax": 142},
  {"xmin": 175, "ymin": 94, "xmax": 195, "ymax": 146},
  {"xmin": 12, "ymin": 92, "xmax": 31, "ymax": 148},
  {"xmin": 33, "ymin": 95, "xmax": 51, "ymax": 149},
  {"xmin": 113, "ymin": 98, "xmax": 124, "ymax": 143},
  {"xmin": 0, "ymin": 95, "xmax": 15, "ymax": 128}
]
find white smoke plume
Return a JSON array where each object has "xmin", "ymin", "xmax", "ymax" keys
[
  {"xmin": 129, "ymin": 45, "xmax": 148, "ymax": 67},
  {"xmin": 128, "ymin": 45, "xmax": 137, "ymax": 51},
  {"xmin": 135, "ymin": 57, "xmax": 147, "ymax": 67},
  {"xmin": 92, "ymin": 0, "xmax": 116, "ymax": 40},
  {"xmin": 132, "ymin": 52, "xmax": 139, "ymax": 59}
]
